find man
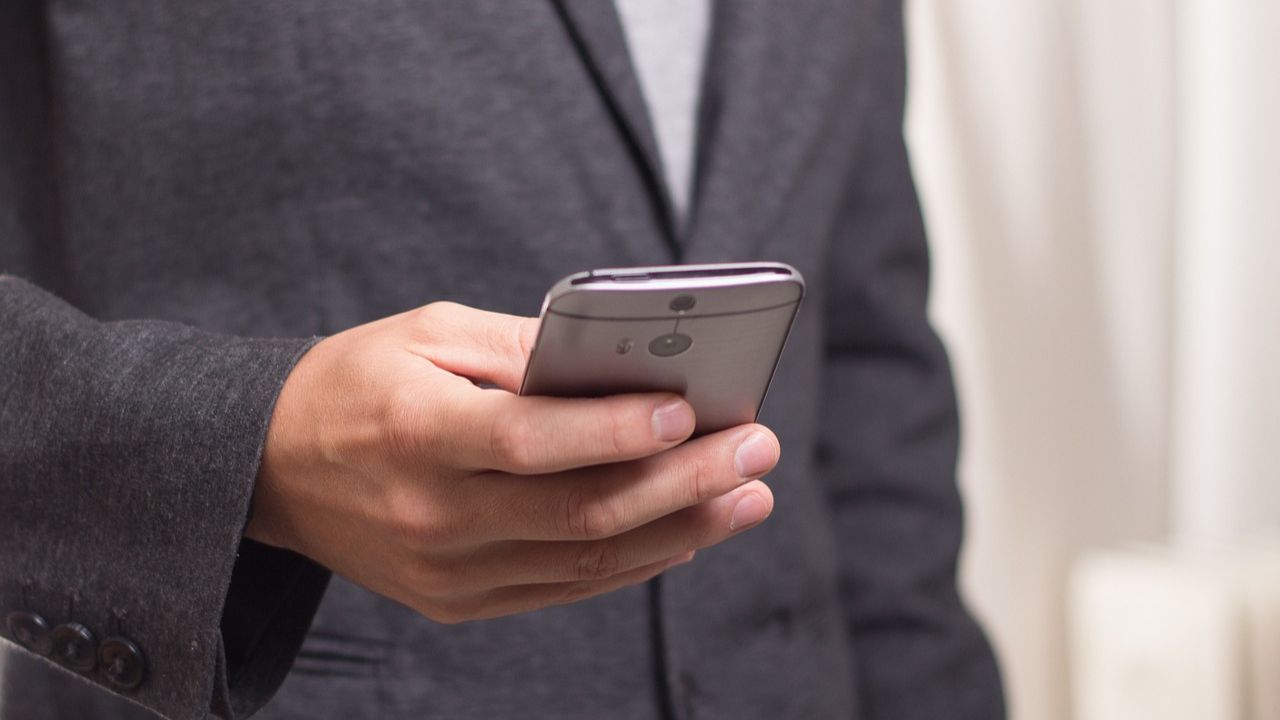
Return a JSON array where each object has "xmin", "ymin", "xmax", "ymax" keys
[{"xmin": 0, "ymin": 1, "xmax": 1004, "ymax": 718}]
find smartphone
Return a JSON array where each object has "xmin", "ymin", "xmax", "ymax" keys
[{"xmin": 518, "ymin": 261, "xmax": 805, "ymax": 437}]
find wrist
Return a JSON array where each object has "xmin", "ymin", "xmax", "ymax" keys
[{"xmin": 244, "ymin": 337, "xmax": 326, "ymax": 553}]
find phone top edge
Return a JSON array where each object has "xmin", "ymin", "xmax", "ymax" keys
[
  {"xmin": 576, "ymin": 261, "xmax": 797, "ymax": 283},
  {"xmin": 543, "ymin": 298, "xmax": 801, "ymax": 323},
  {"xmin": 542, "ymin": 261, "xmax": 805, "ymax": 310}
]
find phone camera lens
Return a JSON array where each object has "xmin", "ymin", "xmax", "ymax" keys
[
  {"xmin": 669, "ymin": 294, "xmax": 696, "ymax": 312},
  {"xmin": 648, "ymin": 333, "xmax": 693, "ymax": 357}
]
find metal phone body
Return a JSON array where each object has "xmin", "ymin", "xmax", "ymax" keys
[{"xmin": 519, "ymin": 262, "xmax": 805, "ymax": 437}]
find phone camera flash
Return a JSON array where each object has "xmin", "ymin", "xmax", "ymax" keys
[
  {"xmin": 669, "ymin": 294, "xmax": 696, "ymax": 312},
  {"xmin": 616, "ymin": 338, "xmax": 634, "ymax": 354}
]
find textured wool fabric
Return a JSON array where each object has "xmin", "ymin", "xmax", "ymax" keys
[
  {"xmin": 0, "ymin": 1, "xmax": 1005, "ymax": 719},
  {"xmin": 0, "ymin": 278, "xmax": 324, "ymax": 720}
]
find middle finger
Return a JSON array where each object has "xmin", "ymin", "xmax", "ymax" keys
[
  {"xmin": 451, "ymin": 480, "xmax": 773, "ymax": 590},
  {"xmin": 459, "ymin": 423, "xmax": 779, "ymax": 543}
]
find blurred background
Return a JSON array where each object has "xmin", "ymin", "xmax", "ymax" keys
[
  {"xmin": 3, "ymin": 4, "xmax": 1273, "ymax": 719},
  {"xmin": 905, "ymin": 1, "xmax": 1280, "ymax": 719}
]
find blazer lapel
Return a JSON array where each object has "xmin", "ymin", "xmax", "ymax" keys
[
  {"xmin": 683, "ymin": 1, "xmax": 851, "ymax": 263},
  {"xmin": 551, "ymin": 0, "xmax": 680, "ymax": 253}
]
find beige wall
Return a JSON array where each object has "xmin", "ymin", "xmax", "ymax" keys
[{"xmin": 906, "ymin": 2, "xmax": 1280, "ymax": 718}]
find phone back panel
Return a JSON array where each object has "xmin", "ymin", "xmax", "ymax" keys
[{"xmin": 519, "ymin": 266, "xmax": 803, "ymax": 437}]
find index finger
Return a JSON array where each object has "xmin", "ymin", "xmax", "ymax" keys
[{"xmin": 435, "ymin": 383, "xmax": 698, "ymax": 474}]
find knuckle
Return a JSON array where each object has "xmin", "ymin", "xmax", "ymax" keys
[
  {"xmin": 563, "ymin": 486, "xmax": 588, "ymax": 538},
  {"xmin": 574, "ymin": 541, "xmax": 623, "ymax": 581},
  {"xmin": 555, "ymin": 580, "xmax": 600, "ymax": 606},
  {"xmin": 408, "ymin": 302, "xmax": 447, "ymax": 339},
  {"xmin": 420, "ymin": 516, "xmax": 462, "ymax": 553},
  {"xmin": 405, "ymin": 563, "xmax": 448, "ymax": 599},
  {"xmin": 429, "ymin": 551, "xmax": 485, "ymax": 595},
  {"xmin": 412, "ymin": 557, "xmax": 458, "ymax": 594},
  {"xmin": 385, "ymin": 492, "xmax": 455, "ymax": 554},
  {"xmin": 602, "ymin": 406, "xmax": 629, "ymax": 457},
  {"xmin": 516, "ymin": 319, "xmax": 537, "ymax": 361},
  {"xmin": 410, "ymin": 301, "xmax": 472, "ymax": 347},
  {"xmin": 417, "ymin": 300, "xmax": 459, "ymax": 324},
  {"xmin": 683, "ymin": 451, "xmax": 719, "ymax": 505},
  {"xmin": 488, "ymin": 317, "xmax": 523, "ymax": 364},
  {"xmin": 688, "ymin": 513, "xmax": 718, "ymax": 549},
  {"xmin": 386, "ymin": 492, "xmax": 424, "ymax": 537},
  {"xmin": 391, "ymin": 509, "xmax": 438, "ymax": 554},
  {"xmin": 488, "ymin": 412, "xmax": 538, "ymax": 469},
  {"xmin": 422, "ymin": 598, "xmax": 469, "ymax": 625},
  {"xmin": 563, "ymin": 486, "xmax": 621, "ymax": 540}
]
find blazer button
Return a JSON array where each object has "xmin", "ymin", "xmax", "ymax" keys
[
  {"xmin": 5, "ymin": 611, "xmax": 53, "ymax": 655},
  {"xmin": 99, "ymin": 637, "xmax": 146, "ymax": 691},
  {"xmin": 50, "ymin": 622, "xmax": 97, "ymax": 672}
]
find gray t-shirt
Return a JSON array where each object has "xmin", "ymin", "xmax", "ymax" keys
[{"xmin": 615, "ymin": 0, "xmax": 712, "ymax": 226}]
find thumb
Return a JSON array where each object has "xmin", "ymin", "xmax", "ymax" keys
[{"xmin": 408, "ymin": 301, "xmax": 540, "ymax": 392}]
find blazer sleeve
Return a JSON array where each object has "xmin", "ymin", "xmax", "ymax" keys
[
  {"xmin": 0, "ymin": 5, "xmax": 331, "ymax": 719},
  {"xmin": 0, "ymin": 280, "xmax": 333, "ymax": 720},
  {"xmin": 814, "ymin": 2, "xmax": 1005, "ymax": 717}
]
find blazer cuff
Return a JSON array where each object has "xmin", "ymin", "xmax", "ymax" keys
[{"xmin": 0, "ymin": 277, "xmax": 323, "ymax": 720}]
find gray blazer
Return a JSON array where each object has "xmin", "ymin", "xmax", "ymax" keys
[{"xmin": 0, "ymin": 1, "xmax": 1004, "ymax": 718}]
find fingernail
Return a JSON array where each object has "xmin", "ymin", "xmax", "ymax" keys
[
  {"xmin": 730, "ymin": 494, "xmax": 770, "ymax": 531},
  {"xmin": 652, "ymin": 399, "xmax": 694, "ymax": 442},
  {"xmin": 668, "ymin": 551, "xmax": 696, "ymax": 567},
  {"xmin": 733, "ymin": 431, "xmax": 777, "ymax": 479}
]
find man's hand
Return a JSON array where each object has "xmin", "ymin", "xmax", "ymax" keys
[{"xmin": 247, "ymin": 301, "xmax": 779, "ymax": 623}]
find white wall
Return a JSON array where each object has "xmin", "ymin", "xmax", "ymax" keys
[
  {"xmin": 905, "ymin": 1, "xmax": 1280, "ymax": 718},
  {"xmin": 1170, "ymin": 0, "xmax": 1280, "ymax": 547}
]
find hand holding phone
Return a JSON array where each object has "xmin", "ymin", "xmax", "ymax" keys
[{"xmin": 249, "ymin": 294, "xmax": 779, "ymax": 625}]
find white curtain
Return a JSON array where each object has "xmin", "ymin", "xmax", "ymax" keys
[{"xmin": 905, "ymin": 1, "xmax": 1280, "ymax": 718}]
